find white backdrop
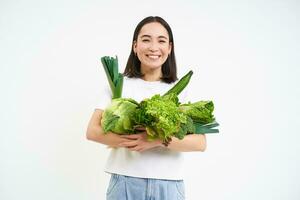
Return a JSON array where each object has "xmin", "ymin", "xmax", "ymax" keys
[{"xmin": 1, "ymin": 0, "xmax": 299, "ymax": 199}]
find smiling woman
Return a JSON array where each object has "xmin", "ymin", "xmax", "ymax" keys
[
  {"xmin": 86, "ymin": 16, "xmax": 206, "ymax": 200},
  {"xmin": 133, "ymin": 22, "xmax": 172, "ymax": 79},
  {"xmin": 124, "ymin": 16, "xmax": 178, "ymax": 84}
]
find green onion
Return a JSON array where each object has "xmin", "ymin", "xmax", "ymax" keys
[{"xmin": 101, "ymin": 56, "xmax": 123, "ymax": 99}]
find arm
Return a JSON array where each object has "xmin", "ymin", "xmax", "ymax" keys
[
  {"xmin": 87, "ymin": 109, "xmax": 207, "ymax": 152},
  {"xmin": 86, "ymin": 109, "xmax": 134, "ymax": 147},
  {"xmin": 120, "ymin": 133, "xmax": 207, "ymax": 152},
  {"xmin": 166, "ymin": 134, "xmax": 206, "ymax": 152}
]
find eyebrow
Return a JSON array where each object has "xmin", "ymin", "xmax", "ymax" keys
[{"xmin": 140, "ymin": 34, "xmax": 168, "ymax": 40}]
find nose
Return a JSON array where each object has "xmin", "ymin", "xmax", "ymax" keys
[{"xmin": 148, "ymin": 41, "xmax": 159, "ymax": 51}]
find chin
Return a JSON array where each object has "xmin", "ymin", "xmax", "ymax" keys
[
  {"xmin": 145, "ymin": 64, "xmax": 162, "ymax": 70},
  {"xmin": 144, "ymin": 60, "xmax": 166, "ymax": 69}
]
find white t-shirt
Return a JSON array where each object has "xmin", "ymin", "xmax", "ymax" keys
[{"xmin": 96, "ymin": 76, "xmax": 189, "ymax": 180}]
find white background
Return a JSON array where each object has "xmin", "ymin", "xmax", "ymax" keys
[{"xmin": 1, "ymin": 0, "xmax": 299, "ymax": 199}]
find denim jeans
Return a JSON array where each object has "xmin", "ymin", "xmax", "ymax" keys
[{"xmin": 106, "ymin": 174, "xmax": 185, "ymax": 200}]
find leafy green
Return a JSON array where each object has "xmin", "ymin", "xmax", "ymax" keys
[
  {"xmin": 179, "ymin": 101, "xmax": 215, "ymax": 124},
  {"xmin": 101, "ymin": 98, "xmax": 139, "ymax": 134},
  {"xmin": 133, "ymin": 93, "xmax": 188, "ymax": 142},
  {"xmin": 176, "ymin": 116, "xmax": 196, "ymax": 139},
  {"xmin": 99, "ymin": 55, "xmax": 220, "ymax": 140}
]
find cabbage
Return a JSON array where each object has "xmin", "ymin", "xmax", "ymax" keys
[{"xmin": 101, "ymin": 98, "xmax": 138, "ymax": 134}]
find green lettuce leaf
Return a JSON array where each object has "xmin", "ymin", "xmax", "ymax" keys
[{"xmin": 179, "ymin": 101, "xmax": 215, "ymax": 124}]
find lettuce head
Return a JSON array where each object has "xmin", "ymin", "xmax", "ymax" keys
[
  {"xmin": 101, "ymin": 98, "xmax": 138, "ymax": 134},
  {"xmin": 134, "ymin": 93, "xmax": 187, "ymax": 142},
  {"xmin": 179, "ymin": 101, "xmax": 215, "ymax": 124}
]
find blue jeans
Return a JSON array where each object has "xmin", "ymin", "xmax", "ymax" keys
[{"xmin": 106, "ymin": 174, "xmax": 185, "ymax": 200}]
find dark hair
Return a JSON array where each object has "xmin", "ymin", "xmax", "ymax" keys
[{"xmin": 123, "ymin": 16, "xmax": 177, "ymax": 83}]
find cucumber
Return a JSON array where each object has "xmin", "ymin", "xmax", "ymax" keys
[{"xmin": 163, "ymin": 70, "xmax": 193, "ymax": 96}]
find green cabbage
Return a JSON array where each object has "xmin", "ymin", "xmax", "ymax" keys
[{"xmin": 101, "ymin": 98, "xmax": 138, "ymax": 134}]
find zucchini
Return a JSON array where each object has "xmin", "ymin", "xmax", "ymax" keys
[{"xmin": 163, "ymin": 70, "xmax": 193, "ymax": 96}]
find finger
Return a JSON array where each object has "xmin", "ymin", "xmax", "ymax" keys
[
  {"xmin": 119, "ymin": 140, "xmax": 138, "ymax": 147},
  {"xmin": 126, "ymin": 145, "xmax": 138, "ymax": 149},
  {"xmin": 120, "ymin": 136, "xmax": 137, "ymax": 141},
  {"xmin": 128, "ymin": 146, "xmax": 143, "ymax": 152},
  {"xmin": 120, "ymin": 134, "xmax": 143, "ymax": 139}
]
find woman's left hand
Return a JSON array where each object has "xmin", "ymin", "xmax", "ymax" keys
[{"xmin": 119, "ymin": 131, "xmax": 163, "ymax": 152}]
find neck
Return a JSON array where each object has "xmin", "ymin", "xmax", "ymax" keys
[{"xmin": 141, "ymin": 67, "xmax": 162, "ymax": 82}]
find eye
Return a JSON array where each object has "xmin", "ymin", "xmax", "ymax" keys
[
  {"xmin": 142, "ymin": 39, "xmax": 150, "ymax": 42},
  {"xmin": 159, "ymin": 40, "xmax": 166, "ymax": 43}
]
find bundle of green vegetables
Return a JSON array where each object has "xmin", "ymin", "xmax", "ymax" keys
[{"xmin": 100, "ymin": 56, "xmax": 219, "ymax": 143}]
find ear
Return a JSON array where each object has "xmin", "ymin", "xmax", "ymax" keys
[
  {"xmin": 168, "ymin": 42, "xmax": 172, "ymax": 54},
  {"xmin": 133, "ymin": 40, "xmax": 137, "ymax": 54}
]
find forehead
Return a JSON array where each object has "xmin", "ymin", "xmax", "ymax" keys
[{"xmin": 138, "ymin": 22, "xmax": 169, "ymax": 39}]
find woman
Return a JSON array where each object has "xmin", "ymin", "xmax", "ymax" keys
[{"xmin": 86, "ymin": 16, "xmax": 206, "ymax": 200}]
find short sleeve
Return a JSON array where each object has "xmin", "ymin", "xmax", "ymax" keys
[{"xmin": 95, "ymin": 84, "xmax": 112, "ymax": 110}]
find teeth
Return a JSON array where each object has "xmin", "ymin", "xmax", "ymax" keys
[{"xmin": 148, "ymin": 55, "xmax": 160, "ymax": 59}]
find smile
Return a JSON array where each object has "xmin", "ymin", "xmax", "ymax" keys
[{"xmin": 146, "ymin": 55, "xmax": 161, "ymax": 59}]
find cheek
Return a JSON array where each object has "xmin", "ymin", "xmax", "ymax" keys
[
  {"xmin": 136, "ymin": 44, "xmax": 148, "ymax": 52},
  {"xmin": 162, "ymin": 44, "xmax": 171, "ymax": 51}
]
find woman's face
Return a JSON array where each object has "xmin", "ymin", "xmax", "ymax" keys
[{"xmin": 133, "ymin": 22, "xmax": 172, "ymax": 71}]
